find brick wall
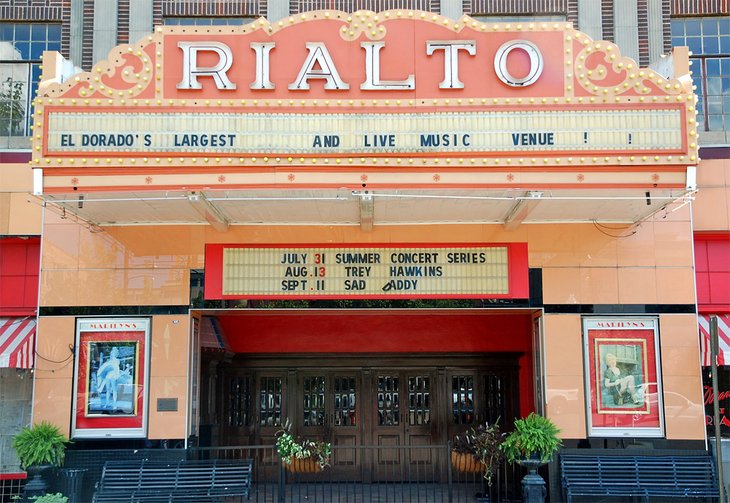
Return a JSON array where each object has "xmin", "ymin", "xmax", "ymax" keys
[
  {"xmin": 465, "ymin": 0, "xmax": 566, "ymax": 15},
  {"xmin": 672, "ymin": 0, "xmax": 730, "ymax": 15},
  {"xmin": 290, "ymin": 0, "xmax": 438, "ymax": 14},
  {"xmin": 82, "ymin": 0, "xmax": 93, "ymax": 69},
  {"xmin": 566, "ymin": 0, "xmax": 578, "ymax": 26},
  {"xmin": 0, "ymin": 0, "xmax": 63, "ymax": 21},
  {"xmin": 637, "ymin": 0, "xmax": 648, "ymax": 66},
  {"xmin": 0, "ymin": 0, "xmax": 69, "ymax": 58},
  {"xmin": 159, "ymin": 0, "xmax": 266, "ymax": 17},
  {"xmin": 600, "ymin": 0, "xmax": 613, "ymax": 41},
  {"xmin": 118, "ymin": 0, "xmax": 129, "ymax": 44}
]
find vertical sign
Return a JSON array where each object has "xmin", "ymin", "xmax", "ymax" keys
[
  {"xmin": 584, "ymin": 317, "xmax": 663, "ymax": 437},
  {"xmin": 72, "ymin": 318, "xmax": 150, "ymax": 438}
]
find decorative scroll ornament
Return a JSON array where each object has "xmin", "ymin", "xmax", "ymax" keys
[
  {"xmin": 38, "ymin": 39, "xmax": 157, "ymax": 101},
  {"xmin": 570, "ymin": 29, "xmax": 691, "ymax": 98}
]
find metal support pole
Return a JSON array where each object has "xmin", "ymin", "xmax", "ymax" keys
[
  {"xmin": 447, "ymin": 442, "xmax": 453, "ymax": 503},
  {"xmin": 711, "ymin": 315, "xmax": 727, "ymax": 503},
  {"xmin": 278, "ymin": 459, "xmax": 286, "ymax": 503}
]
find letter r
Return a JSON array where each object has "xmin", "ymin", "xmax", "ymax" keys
[{"xmin": 177, "ymin": 41, "xmax": 237, "ymax": 90}]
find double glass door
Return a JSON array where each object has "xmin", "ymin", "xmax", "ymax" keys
[
  {"xmin": 216, "ymin": 356, "xmax": 520, "ymax": 479},
  {"xmin": 371, "ymin": 371, "xmax": 436, "ymax": 479}
]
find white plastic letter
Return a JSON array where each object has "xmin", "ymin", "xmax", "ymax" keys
[
  {"xmin": 250, "ymin": 42, "xmax": 276, "ymax": 90},
  {"xmin": 360, "ymin": 42, "xmax": 415, "ymax": 90},
  {"xmin": 494, "ymin": 40, "xmax": 543, "ymax": 87},
  {"xmin": 177, "ymin": 41, "xmax": 236, "ymax": 90},
  {"xmin": 288, "ymin": 42, "xmax": 349, "ymax": 90},
  {"xmin": 426, "ymin": 41, "xmax": 476, "ymax": 89}
]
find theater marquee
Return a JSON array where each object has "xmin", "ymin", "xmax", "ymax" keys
[
  {"xmin": 32, "ymin": 10, "xmax": 697, "ymax": 193},
  {"xmin": 204, "ymin": 243, "xmax": 529, "ymax": 299},
  {"xmin": 46, "ymin": 109, "xmax": 683, "ymax": 156}
]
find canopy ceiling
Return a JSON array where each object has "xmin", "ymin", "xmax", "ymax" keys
[{"xmin": 39, "ymin": 186, "xmax": 692, "ymax": 230}]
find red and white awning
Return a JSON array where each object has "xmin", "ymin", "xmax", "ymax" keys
[
  {"xmin": 0, "ymin": 317, "xmax": 36, "ymax": 369},
  {"xmin": 700, "ymin": 314, "xmax": 730, "ymax": 367},
  {"xmin": 200, "ymin": 316, "xmax": 230, "ymax": 352}
]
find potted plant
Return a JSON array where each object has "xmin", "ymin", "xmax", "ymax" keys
[
  {"xmin": 500, "ymin": 413, "xmax": 562, "ymax": 503},
  {"xmin": 12, "ymin": 421, "xmax": 70, "ymax": 497},
  {"xmin": 28, "ymin": 494, "xmax": 69, "ymax": 503},
  {"xmin": 500, "ymin": 412, "xmax": 562, "ymax": 464},
  {"xmin": 275, "ymin": 420, "xmax": 332, "ymax": 472},
  {"xmin": 451, "ymin": 421, "xmax": 506, "ymax": 486}
]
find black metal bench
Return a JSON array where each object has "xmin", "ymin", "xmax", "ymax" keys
[
  {"xmin": 92, "ymin": 458, "xmax": 253, "ymax": 502},
  {"xmin": 561, "ymin": 451, "xmax": 720, "ymax": 502}
]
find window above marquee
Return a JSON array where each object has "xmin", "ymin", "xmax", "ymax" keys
[
  {"xmin": 671, "ymin": 17, "xmax": 730, "ymax": 134},
  {"xmin": 0, "ymin": 23, "xmax": 61, "ymax": 149}
]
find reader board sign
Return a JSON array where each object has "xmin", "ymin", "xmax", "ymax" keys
[
  {"xmin": 204, "ymin": 243, "xmax": 529, "ymax": 299},
  {"xmin": 45, "ymin": 108, "xmax": 684, "ymax": 156}
]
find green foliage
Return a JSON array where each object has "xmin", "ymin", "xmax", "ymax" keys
[
  {"xmin": 275, "ymin": 419, "xmax": 331, "ymax": 469},
  {"xmin": 0, "ymin": 77, "xmax": 26, "ymax": 136},
  {"xmin": 452, "ymin": 421, "xmax": 505, "ymax": 485},
  {"xmin": 11, "ymin": 421, "xmax": 70, "ymax": 469},
  {"xmin": 29, "ymin": 494, "xmax": 69, "ymax": 503},
  {"xmin": 500, "ymin": 413, "xmax": 562, "ymax": 463}
]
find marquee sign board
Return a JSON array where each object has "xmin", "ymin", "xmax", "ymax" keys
[
  {"xmin": 46, "ymin": 109, "xmax": 682, "ymax": 156},
  {"xmin": 204, "ymin": 243, "xmax": 529, "ymax": 299},
  {"xmin": 32, "ymin": 11, "xmax": 697, "ymax": 192}
]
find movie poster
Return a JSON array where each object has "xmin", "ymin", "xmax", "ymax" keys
[
  {"xmin": 584, "ymin": 318, "xmax": 663, "ymax": 437},
  {"xmin": 86, "ymin": 341, "xmax": 138, "ymax": 416},
  {"xmin": 72, "ymin": 318, "xmax": 149, "ymax": 438}
]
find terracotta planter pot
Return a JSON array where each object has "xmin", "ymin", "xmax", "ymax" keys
[
  {"xmin": 451, "ymin": 451, "xmax": 484, "ymax": 473},
  {"xmin": 284, "ymin": 457, "xmax": 323, "ymax": 473}
]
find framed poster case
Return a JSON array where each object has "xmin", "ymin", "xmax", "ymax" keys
[
  {"xmin": 583, "ymin": 317, "xmax": 663, "ymax": 437},
  {"xmin": 71, "ymin": 318, "xmax": 150, "ymax": 438}
]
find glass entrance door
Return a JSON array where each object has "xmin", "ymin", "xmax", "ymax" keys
[
  {"xmin": 371, "ymin": 371, "xmax": 436, "ymax": 480},
  {"xmin": 255, "ymin": 373, "xmax": 286, "ymax": 446},
  {"xmin": 297, "ymin": 372, "xmax": 361, "ymax": 478}
]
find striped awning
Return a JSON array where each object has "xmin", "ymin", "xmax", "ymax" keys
[
  {"xmin": 700, "ymin": 314, "xmax": 730, "ymax": 367},
  {"xmin": 200, "ymin": 317, "xmax": 229, "ymax": 352},
  {"xmin": 0, "ymin": 317, "xmax": 36, "ymax": 369}
]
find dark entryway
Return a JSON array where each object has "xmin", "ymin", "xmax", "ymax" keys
[{"xmin": 204, "ymin": 354, "xmax": 521, "ymax": 480}]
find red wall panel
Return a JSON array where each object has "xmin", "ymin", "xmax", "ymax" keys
[
  {"xmin": 0, "ymin": 238, "xmax": 40, "ymax": 316},
  {"xmin": 218, "ymin": 311, "xmax": 532, "ymax": 354},
  {"xmin": 695, "ymin": 234, "xmax": 730, "ymax": 313}
]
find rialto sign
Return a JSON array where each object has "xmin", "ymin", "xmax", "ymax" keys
[
  {"xmin": 176, "ymin": 38, "xmax": 544, "ymax": 92},
  {"xmin": 33, "ymin": 10, "xmax": 697, "ymax": 178}
]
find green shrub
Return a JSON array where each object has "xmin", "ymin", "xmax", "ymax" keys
[
  {"xmin": 11, "ymin": 421, "xmax": 69, "ymax": 469},
  {"xmin": 501, "ymin": 413, "xmax": 562, "ymax": 463},
  {"xmin": 30, "ymin": 493, "xmax": 69, "ymax": 503}
]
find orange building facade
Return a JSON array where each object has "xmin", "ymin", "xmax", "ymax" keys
[{"xmin": 25, "ymin": 12, "xmax": 708, "ymax": 454}]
